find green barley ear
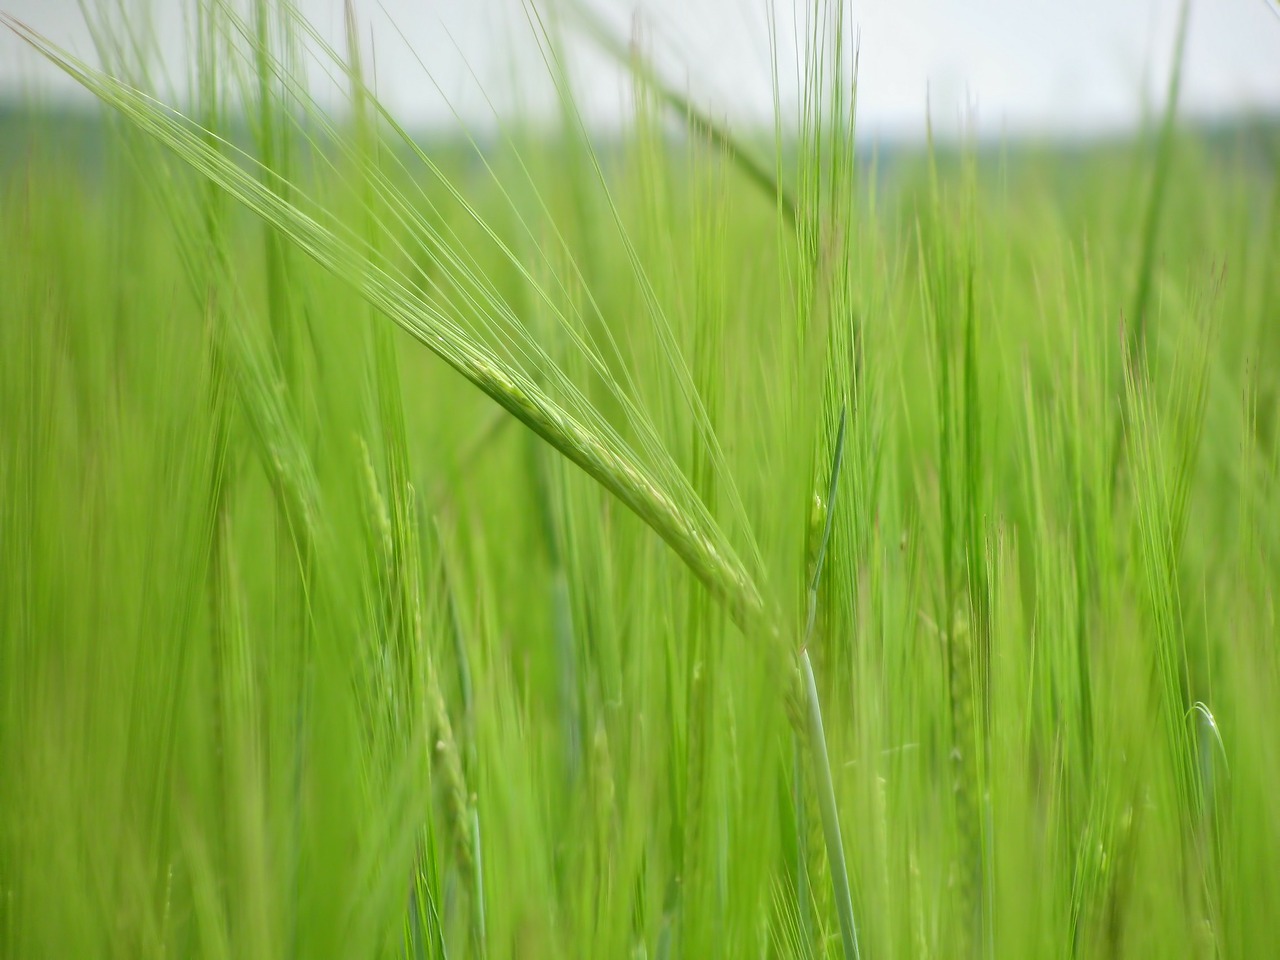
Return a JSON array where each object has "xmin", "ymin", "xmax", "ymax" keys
[
  {"xmin": 425, "ymin": 655, "xmax": 475, "ymax": 878},
  {"xmin": 1, "ymin": 14, "xmax": 767, "ymax": 637}
]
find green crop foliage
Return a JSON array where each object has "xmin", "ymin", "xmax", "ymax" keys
[{"xmin": 1, "ymin": 2, "xmax": 1277, "ymax": 957}]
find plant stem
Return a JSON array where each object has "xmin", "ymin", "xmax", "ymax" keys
[{"xmin": 801, "ymin": 648, "xmax": 861, "ymax": 960}]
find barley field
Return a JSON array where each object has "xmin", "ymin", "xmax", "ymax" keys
[{"xmin": 2, "ymin": 3, "xmax": 1278, "ymax": 957}]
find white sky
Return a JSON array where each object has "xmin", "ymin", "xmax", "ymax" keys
[{"xmin": 2, "ymin": 0, "xmax": 1279, "ymax": 139}]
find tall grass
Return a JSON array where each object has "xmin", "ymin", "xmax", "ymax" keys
[{"xmin": 2, "ymin": 1, "xmax": 1279, "ymax": 957}]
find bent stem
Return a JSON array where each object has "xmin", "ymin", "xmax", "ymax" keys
[{"xmin": 1, "ymin": 13, "xmax": 766, "ymax": 636}]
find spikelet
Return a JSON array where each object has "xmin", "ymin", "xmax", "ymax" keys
[{"xmin": 425, "ymin": 661, "xmax": 474, "ymax": 876}]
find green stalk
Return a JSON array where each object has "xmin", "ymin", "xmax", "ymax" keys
[
  {"xmin": 571, "ymin": 1, "xmax": 798, "ymax": 226},
  {"xmin": 801, "ymin": 407, "xmax": 861, "ymax": 960},
  {"xmin": 800, "ymin": 648, "xmax": 860, "ymax": 960}
]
